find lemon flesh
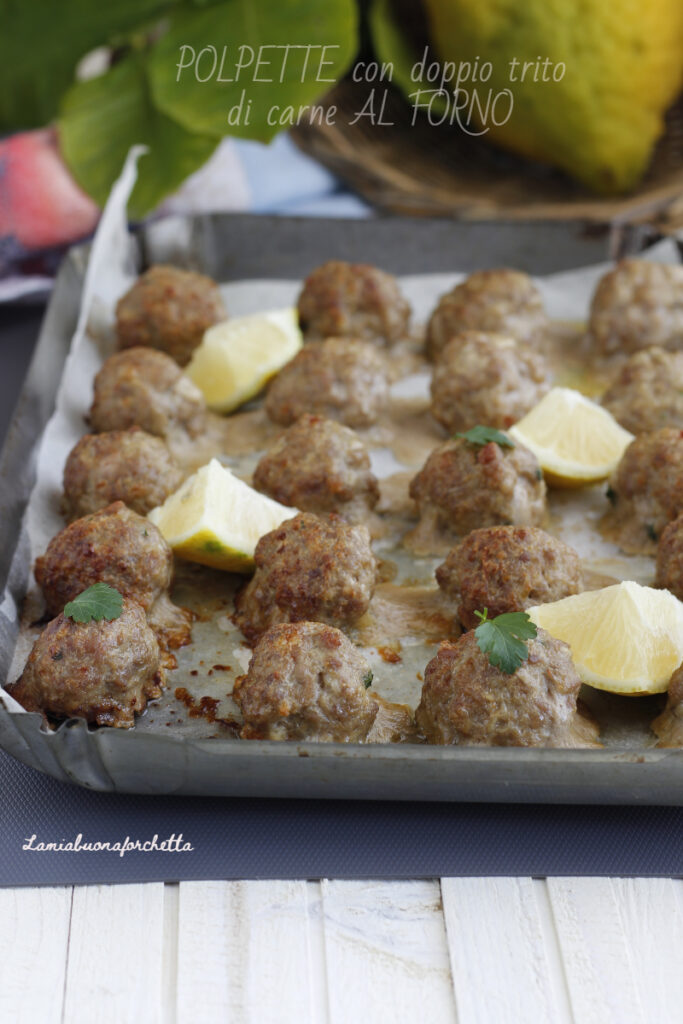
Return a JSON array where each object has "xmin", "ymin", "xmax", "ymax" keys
[
  {"xmin": 186, "ymin": 308, "xmax": 303, "ymax": 413},
  {"xmin": 148, "ymin": 458, "xmax": 298, "ymax": 572},
  {"xmin": 509, "ymin": 387, "xmax": 634, "ymax": 487},
  {"xmin": 528, "ymin": 581, "xmax": 683, "ymax": 695}
]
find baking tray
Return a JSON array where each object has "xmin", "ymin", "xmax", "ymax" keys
[{"xmin": 1, "ymin": 212, "xmax": 682, "ymax": 802}]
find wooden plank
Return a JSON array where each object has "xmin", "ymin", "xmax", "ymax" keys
[
  {"xmin": 176, "ymin": 880, "xmax": 319, "ymax": 1024},
  {"xmin": 441, "ymin": 878, "xmax": 568, "ymax": 1024},
  {"xmin": 321, "ymin": 879, "xmax": 457, "ymax": 1024},
  {"xmin": 62, "ymin": 884, "xmax": 165, "ymax": 1024},
  {"xmin": 548, "ymin": 877, "xmax": 651, "ymax": 1024},
  {"xmin": 0, "ymin": 887, "xmax": 72, "ymax": 1024},
  {"xmin": 610, "ymin": 879, "xmax": 683, "ymax": 1024}
]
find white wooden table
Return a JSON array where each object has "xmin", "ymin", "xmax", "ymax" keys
[{"xmin": 1, "ymin": 877, "xmax": 681, "ymax": 1023}]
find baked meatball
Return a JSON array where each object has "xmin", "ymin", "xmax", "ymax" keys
[
  {"xmin": 252, "ymin": 414, "xmax": 379, "ymax": 520},
  {"xmin": 652, "ymin": 663, "xmax": 683, "ymax": 747},
  {"xmin": 416, "ymin": 628, "xmax": 583, "ymax": 747},
  {"xmin": 265, "ymin": 337, "xmax": 388, "ymax": 429},
  {"xmin": 62, "ymin": 427, "xmax": 182, "ymax": 521},
  {"xmin": 655, "ymin": 514, "xmax": 683, "ymax": 600},
  {"xmin": 34, "ymin": 501, "xmax": 190, "ymax": 648},
  {"xmin": 426, "ymin": 269, "xmax": 548, "ymax": 360},
  {"xmin": 89, "ymin": 347, "xmax": 207, "ymax": 441},
  {"xmin": 604, "ymin": 428, "xmax": 683, "ymax": 554},
  {"xmin": 436, "ymin": 526, "xmax": 582, "ymax": 631},
  {"xmin": 8, "ymin": 599, "xmax": 163, "ymax": 728},
  {"xmin": 589, "ymin": 259, "xmax": 683, "ymax": 357},
  {"xmin": 430, "ymin": 332, "xmax": 551, "ymax": 433},
  {"xmin": 409, "ymin": 436, "xmax": 546, "ymax": 545},
  {"xmin": 601, "ymin": 347, "xmax": 683, "ymax": 435},
  {"xmin": 298, "ymin": 260, "xmax": 410, "ymax": 344},
  {"xmin": 116, "ymin": 265, "xmax": 226, "ymax": 366},
  {"xmin": 233, "ymin": 621, "xmax": 378, "ymax": 741},
  {"xmin": 234, "ymin": 512, "xmax": 378, "ymax": 643}
]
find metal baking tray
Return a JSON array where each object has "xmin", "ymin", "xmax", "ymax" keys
[{"xmin": 1, "ymin": 213, "xmax": 682, "ymax": 802}]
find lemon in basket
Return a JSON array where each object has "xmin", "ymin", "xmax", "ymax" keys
[
  {"xmin": 148, "ymin": 458, "xmax": 298, "ymax": 571},
  {"xmin": 509, "ymin": 387, "xmax": 634, "ymax": 487},
  {"xmin": 186, "ymin": 308, "xmax": 303, "ymax": 413},
  {"xmin": 528, "ymin": 581, "xmax": 683, "ymax": 695}
]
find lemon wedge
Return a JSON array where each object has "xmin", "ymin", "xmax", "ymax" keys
[
  {"xmin": 509, "ymin": 387, "xmax": 634, "ymax": 486},
  {"xmin": 186, "ymin": 308, "xmax": 303, "ymax": 413},
  {"xmin": 148, "ymin": 458, "xmax": 298, "ymax": 572},
  {"xmin": 528, "ymin": 581, "xmax": 683, "ymax": 695}
]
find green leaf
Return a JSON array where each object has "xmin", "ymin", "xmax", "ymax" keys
[
  {"xmin": 64, "ymin": 583, "xmax": 124, "ymax": 624},
  {"xmin": 59, "ymin": 53, "xmax": 218, "ymax": 218},
  {"xmin": 362, "ymin": 670, "xmax": 374, "ymax": 690},
  {"xmin": 148, "ymin": 0, "xmax": 358, "ymax": 141},
  {"xmin": 456, "ymin": 426, "xmax": 514, "ymax": 449},
  {"xmin": 369, "ymin": 0, "xmax": 448, "ymax": 117},
  {"xmin": 473, "ymin": 609, "xmax": 538, "ymax": 675},
  {"xmin": 0, "ymin": 0, "xmax": 176, "ymax": 130}
]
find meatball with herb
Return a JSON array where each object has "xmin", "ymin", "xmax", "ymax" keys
[
  {"xmin": 116, "ymin": 265, "xmax": 226, "ymax": 366},
  {"xmin": 601, "ymin": 347, "xmax": 683, "ymax": 435},
  {"xmin": 265, "ymin": 337, "xmax": 388, "ymax": 429},
  {"xmin": 34, "ymin": 501, "xmax": 190, "ymax": 649},
  {"xmin": 436, "ymin": 526, "xmax": 582, "ymax": 631},
  {"xmin": 252, "ymin": 414, "xmax": 379, "ymax": 521},
  {"xmin": 416, "ymin": 628, "xmax": 586, "ymax": 747},
  {"xmin": 298, "ymin": 260, "xmax": 410, "ymax": 344},
  {"xmin": 652, "ymin": 663, "xmax": 683, "ymax": 747},
  {"xmin": 604, "ymin": 428, "xmax": 683, "ymax": 554},
  {"xmin": 234, "ymin": 512, "xmax": 378, "ymax": 644},
  {"xmin": 426, "ymin": 269, "xmax": 548, "ymax": 361},
  {"xmin": 7, "ymin": 598, "xmax": 163, "ymax": 729},
  {"xmin": 62, "ymin": 427, "xmax": 182, "ymax": 521},
  {"xmin": 589, "ymin": 259, "xmax": 683, "ymax": 357},
  {"xmin": 409, "ymin": 435, "xmax": 546, "ymax": 548},
  {"xmin": 430, "ymin": 332, "xmax": 551, "ymax": 434},
  {"xmin": 89, "ymin": 347, "xmax": 207, "ymax": 442},
  {"xmin": 233, "ymin": 621, "xmax": 378, "ymax": 742}
]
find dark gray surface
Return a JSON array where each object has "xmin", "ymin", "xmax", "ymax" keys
[
  {"xmin": 0, "ymin": 214, "xmax": 681, "ymax": 884},
  {"xmin": 0, "ymin": 304, "xmax": 44, "ymax": 445}
]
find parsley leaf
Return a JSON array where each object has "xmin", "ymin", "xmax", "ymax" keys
[
  {"xmin": 362, "ymin": 670, "xmax": 374, "ymax": 690},
  {"xmin": 64, "ymin": 583, "xmax": 123, "ymax": 624},
  {"xmin": 456, "ymin": 426, "xmax": 514, "ymax": 449},
  {"xmin": 473, "ymin": 609, "xmax": 538, "ymax": 675}
]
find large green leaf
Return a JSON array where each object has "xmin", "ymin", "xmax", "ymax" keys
[
  {"xmin": 59, "ymin": 54, "xmax": 218, "ymax": 218},
  {"xmin": 369, "ymin": 0, "xmax": 447, "ymax": 117},
  {"xmin": 148, "ymin": 0, "xmax": 358, "ymax": 141},
  {"xmin": 0, "ymin": 0, "xmax": 176, "ymax": 130}
]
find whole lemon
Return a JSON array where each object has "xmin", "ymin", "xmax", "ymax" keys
[{"xmin": 422, "ymin": 0, "xmax": 683, "ymax": 193}]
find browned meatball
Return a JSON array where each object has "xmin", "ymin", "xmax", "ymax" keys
[
  {"xmin": 89, "ymin": 348, "xmax": 207, "ymax": 441},
  {"xmin": 416, "ymin": 628, "xmax": 583, "ymax": 746},
  {"xmin": 601, "ymin": 347, "xmax": 683, "ymax": 435},
  {"xmin": 652, "ymin": 663, "xmax": 683, "ymax": 747},
  {"xmin": 234, "ymin": 512, "xmax": 378, "ymax": 643},
  {"xmin": 252, "ymin": 414, "xmax": 379, "ymax": 520},
  {"xmin": 34, "ymin": 501, "xmax": 190, "ymax": 649},
  {"xmin": 589, "ymin": 260, "xmax": 683, "ymax": 357},
  {"xmin": 436, "ymin": 526, "xmax": 582, "ymax": 630},
  {"xmin": 298, "ymin": 260, "xmax": 410, "ymax": 344},
  {"xmin": 7, "ymin": 599, "xmax": 163, "ymax": 728},
  {"xmin": 409, "ymin": 436, "xmax": 546, "ymax": 545},
  {"xmin": 265, "ymin": 338, "xmax": 388, "ymax": 428},
  {"xmin": 655, "ymin": 514, "xmax": 683, "ymax": 600},
  {"xmin": 430, "ymin": 332, "xmax": 551, "ymax": 433},
  {"xmin": 233, "ymin": 621, "xmax": 378, "ymax": 741},
  {"xmin": 116, "ymin": 265, "xmax": 226, "ymax": 366},
  {"xmin": 604, "ymin": 428, "xmax": 683, "ymax": 554},
  {"xmin": 426, "ymin": 269, "xmax": 548, "ymax": 360},
  {"xmin": 62, "ymin": 427, "xmax": 182, "ymax": 521}
]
